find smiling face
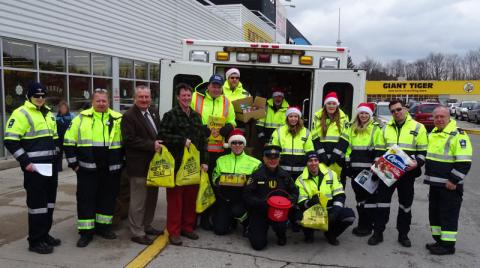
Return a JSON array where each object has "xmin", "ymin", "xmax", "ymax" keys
[
  {"xmin": 134, "ymin": 88, "xmax": 151, "ymax": 111},
  {"xmin": 307, "ymin": 157, "xmax": 319, "ymax": 175},
  {"xmin": 208, "ymin": 83, "xmax": 222, "ymax": 98},
  {"xmin": 92, "ymin": 92, "xmax": 109, "ymax": 113},
  {"xmin": 228, "ymin": 75, "xmax": 240, "ymax": 88},
  {"xmin": 389, "ymin": 102, "xmax": 406, "ymax": 123},
  {"xmin": 177, "ymin": 88, "xmax": 192, "ymax": 110},
  {"xmin": 325, "ymin": 101, "xmax": 338, "ymax": 115},
  {"xmin": 30, "ymin": 94, "xmax": 46, "ymax": 108},
  {"xmin": 358, "ymin": 112, "xmax": 371, "ymax": 124},
  {"xmin": 287, "ymin": 114, "xmax": 299, "ymax": 126},
  {"xmin": 263, "ymin": 155, "xmax": 280, "ymax": 170},
  {"xmin": 433, "ymin": 106, "xmax": 450, "ymax": 130},
  {"xmin": 231, "ymin": 141, "xmax": 245, "ymax": 155}
]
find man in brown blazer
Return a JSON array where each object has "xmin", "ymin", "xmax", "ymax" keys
[{"xmin": 121, "ymin": 85, "xmax": 164, "ymax": 245}]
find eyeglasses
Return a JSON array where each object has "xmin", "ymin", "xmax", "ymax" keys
[
  {"xmin": 390, "ymin": 107, "xmax": 403, "ymax": 114},
  {"xmin": 265, "ymin": 154, "xmax": 280, "ymax": 159},
  {"xmin": 229, "ymin": 77, "xmax": 239, "ymax": 80},
  {"xmin": 231, "ymin": 141, "xmax": 244, "ymax": 145},
  {"xmin": 32, "ymin": 94, "xmax": 45, "ymax": 99}
]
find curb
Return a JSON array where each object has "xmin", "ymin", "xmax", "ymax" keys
[
  {"xmin": 125, "ymin": 231, "xmax": 169, "ymax": 268},
  {"xmin": 463, "ymin": 129, "xmax": 480, "ymax": 135},
  {"xmin": 0, "ymin": 158, "xmax": 19, "ymax": 171}
]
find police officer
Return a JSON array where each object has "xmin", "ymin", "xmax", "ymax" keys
[
  {"xmin": 296, "ymin": 151, "xmax": 355, "ymax": 245},
  {"xmin": 192, "ymin": 74, "xmax": 237, "ymax": 230},
  {"xmin": 256, "ymin": 87, "xmax": 289, "ymax": 145},
  {"xmin": 424, "ymin": 106, "xmax": 472, "ymax": 255},
  {"xmin": 212, "ymin": 129, "xmax": 261, "ymax": 236},
  {"xmin": 368, "ymin": 99, "xmax": 428, "ymax": 247},
  {"xmin": 243, "ymin": 145, "xmax": 298, "ymax": 250},
  {"xmin": 4, "ymin": 82, "xmax": 60, "ymax": 254},
  {"xmin": 338, "ymin": 103, "xmax": 383, "ymax": 236},
  {"xmin": 64, "ymin": 89, "xmax": 123, "ymax": 247}
]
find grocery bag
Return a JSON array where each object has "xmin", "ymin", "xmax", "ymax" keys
[
  {"xmin": 196, "ymin": 171, "xmax": 216, "ymax": 213},
  {"xmin": 176, "ymin": 144, "xmax": 201, "ymax": 186},
  {"xmin": 301, "ymin": 204, "xmax": 329, "ymax": 231},
  {"xmin": 146, "ymin": 145, "xmax": 175, "ymax": 188},
  {"xmin": 371, "ymin": 144, "xmax": 414, "ymax": 187}
]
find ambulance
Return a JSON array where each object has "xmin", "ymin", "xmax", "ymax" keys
[{"xmin": 159, "ymin": 39, "xmax": 366, "ymax": 129}]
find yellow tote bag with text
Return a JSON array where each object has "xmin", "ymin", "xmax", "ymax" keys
[
  {"xmin": 146, "ymin": 145, "xmax": 175, "ymax": 188},
  {"xmin": 176, "ymin": 144, "xmax": 201, "ymax": 186},
  {"xmin": 300, "ymin": 193, "xmax": 329, "ymax": 231},
  {"xmin": 196, "ymin": 171, "xmax": 216, "ymax": 213}
]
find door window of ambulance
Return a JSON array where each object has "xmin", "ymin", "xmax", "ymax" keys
[{"xmin": 322, "ymin": 82, "xmax": 354, "ymax": 119}]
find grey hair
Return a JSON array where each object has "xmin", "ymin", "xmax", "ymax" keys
[
  {"xmin": 134, "ymin": 85, "xmax": 151, "ymax": 97},
  {"xmin": 433, "ymin": 105, "xmax": 450, "ymax": 115}
]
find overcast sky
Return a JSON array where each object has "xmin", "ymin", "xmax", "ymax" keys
[{"xmin": 285, "ymin": 0, "xmax": 480, "ymax": 65}]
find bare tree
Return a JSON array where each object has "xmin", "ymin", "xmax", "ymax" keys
[
  {"xmin": 426, "ymin": 53, "xmax": 447, "ymax": 80},
  {"xmin": 464, "ymin": 49, "xmax": 480, "ymax": 79}
]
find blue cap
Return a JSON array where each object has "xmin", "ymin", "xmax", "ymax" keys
[
  {"xmin": 305, "ymin": 151, "xmax": 319, "ymax": 161},
  {"xmin": 209, "ymin": 74, "xmax": 224, "ymax": 85},
  {"xmin": 27, "ymin": 82, "xmax": 47, "ymax": 98}
]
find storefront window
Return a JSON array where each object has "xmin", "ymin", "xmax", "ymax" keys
[
  {"xmin": 150, "ymin": 63, "xmax": 159, "ymax": 81},
  {"xmin": 135, "ymin": 61, "xmax": 147, "ymax": 80},
  {"xmin": 2, "ymin": 39, "xmax": 36, "ymax": 69},
  {"xmin": 4, "ymin": 70, "xmax": 36, "ymax": 115},
  {"xmin": 150, "ymin": 82, "xmax": 160, "ymax": 108},
  {"xmin": 68, "ymin": 49, "xmax": 90, "ymax": 74},
  {"xmin": 40, "ymin": 73, "xmax": 67, "ymax": 110},
  {"xmin": 119, "ymin": 58, "xmax": 133, "ymax": 78},
  {"xmin": 39, "ymin": 45, "xmax": 65, "ymax": 72},
  {"xmin": 94, "ymin": 78, "xmax": 112, "ymax": 103},
  {"xmin": 119, "ymin": 79, "xmax": 133, "ymax": 113},
  {"xmin": 93, "ymin": 54, "xmax": 112, "ymax": 77},
  {"xmin": 69, "ymin": 76, "xmax": 91, "ymax": 111}
]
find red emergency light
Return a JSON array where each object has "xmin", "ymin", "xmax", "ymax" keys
[
  {"xmin": 272, "ymin": 45, "xmax": 280, "ymax": 49},
  {"xmin": 250, "ymin": 44, "xmax": 259, "ymax": 48},
  {"xmin": 186, "ymin": 40, "xmax": 194, "ymax": 45},
  {"xmin": 261, "ymin": 44, "xmax": 269, "ymax": 48},
  {"xmin": 336, "ymin": 47, "xmax": 345, "ymax": 52},
  {"xmin": 257, "ymin": 53, "xmax": 271, "ymax": 63}
]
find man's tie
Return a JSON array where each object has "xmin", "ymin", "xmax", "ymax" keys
[{"xmin": 144, "ymin": 112, "xmax": 157, "ymax": 135}]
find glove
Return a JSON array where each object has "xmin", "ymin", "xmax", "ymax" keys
[
  {"xmin": 201, "ymin": 125, "xmax": 211, "ymax": 137},
  {"xmin": 219, "ymin": 123, "xmax": 234, "ymax": 137},
  {"xmin": 305, "ymin": 194, "xmax": 320, "ymax": 208}
]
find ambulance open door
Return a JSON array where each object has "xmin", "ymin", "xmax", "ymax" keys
[
  {"xmin": 159, "ymin": 60, "xmax": 213, "ymax": 116},
  {"xmin": 310, "ymin": 69, "xmax": 366, "ymax": 127}
]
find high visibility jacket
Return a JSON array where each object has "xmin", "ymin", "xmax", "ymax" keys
[
  {"xmin": 63, "ymin": 107, "xmax": 123, "ymax": 172},
  {"xmin": 271, "ymin": 125, "xmax": 314, "ymax": 174},
  {"xmin": 382, "ymin": 114, "xmax": 428, "ymax": 175},
  {"xmin": 340, "ymin": 120, "xmax": 384, "ymax": 170},
  {"xmin": 295, "ymin": 165, "xmax": 345, "ymax": 208},
  {"xmin": 424, "ymin": 119, "xmax": 472, "ymax": 190},
  {"xmin": 192, "ymin": 82, "xmax": 236, "ymax": 153},
  {"xmin": 256, "ymin": 98, "xmax": 289, "ymax": 138},
  {"xmin": 311, "ymin": 108, "xmax": 349, "ymax": 164},
  {"xmin": 222, "ymin": 81, "xmax": 250, "ymax": 101},
  {"xmin": 4, "ymin": 101, "xmax": 58, "ymax": 168},
  {"xmin": 213, "ymin": 151, "xmax": 261, "ymax": 185}
]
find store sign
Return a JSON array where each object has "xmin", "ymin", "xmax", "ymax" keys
[
  {"xmin": 243, "ymin": 23, "xmax": 273, "ymax": 43},
  {"xmin": 366, "ymin": 80, "xmax": 480, "ymax": 95}
]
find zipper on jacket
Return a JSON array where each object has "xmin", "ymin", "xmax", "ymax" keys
[
  {"xmin": 102, "ymin": 113, "xmax": 105, "ymax": 146},
  {"xmin": 233, "ymin": 154, "xmax": 237, "ymax": 173}
]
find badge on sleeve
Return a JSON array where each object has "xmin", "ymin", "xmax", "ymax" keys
[
  {"xmin": 459, "ymin": 139, "xmax": 467, "ymax": 148},
  {"xmin": 246, "ymin": 177, "xmax": 254, "ymax": 185},
  {"xmin": 7, "ymin": 119, "xmax": 15, "ymax": 128}
]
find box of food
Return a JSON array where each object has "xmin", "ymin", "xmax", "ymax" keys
[
  {"xmin": 232, "ymin": 96, "xmax": 266, "ymax": 123},
  {"xmin": 371, "ymin": 145, "xmax": 414, "ymax": 187}
]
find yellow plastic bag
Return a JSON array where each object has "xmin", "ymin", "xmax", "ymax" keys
[
  {"xmin": 176, "ymin": 144, "xmax": 201, "ymax": 186},
  {"xmin": 301, "ymin": 204, "xmax": 329, "ymax": 231},
  {"xmin": 146, "ymin": 145, "xmax": 175, "ymax": 188},
  {"xmin": 196, "ymin": 171, "xmax": 216, "ymax": 213}
]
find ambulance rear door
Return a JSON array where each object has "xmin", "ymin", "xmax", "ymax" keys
[
  {"xmin": 310, "ymin": 69, "xmax": 366, "ymax": 127},
  {"xmin": 159, "ymin": 59, "xmax": 212, "ymax": 116}
]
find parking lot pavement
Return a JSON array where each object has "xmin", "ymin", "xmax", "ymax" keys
[{"xmin": 1, "ymin": 134, "xmax": 480, "ymax": 267}]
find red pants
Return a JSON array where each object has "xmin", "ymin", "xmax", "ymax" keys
[{"xmin": 166, "ymin": 185, "xmax": 198, "ymax": 236}]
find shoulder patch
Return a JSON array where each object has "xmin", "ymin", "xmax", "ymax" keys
[
  {"xmin": 246, "ymin": 177, "xmax": 254, "ymax": 185},
  {"xmin": 7, "ymin": 119, "xmax": 15, "ymax": 128},
  {"xmin": 459, "ymin": 139, "xmax": 467, "ymax": 148},
  {"xmin": 457, "ymin": 128, "xmax": 465, "ymax": 134}
]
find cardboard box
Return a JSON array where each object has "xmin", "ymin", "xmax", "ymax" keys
[{"xmin": 232, "ymin": 96, "xmax": 266, "ymax": 123}]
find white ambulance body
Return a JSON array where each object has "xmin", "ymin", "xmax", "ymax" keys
[{"xmin": 159, "ymin": 39, "xmax": 366, "ymax": 128}]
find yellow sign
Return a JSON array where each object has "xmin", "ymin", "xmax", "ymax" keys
[
  {"xmin": 243, "ymin": 23, "xmax": 273, "ymax": 43},
  {"xmin": 219, "ymin": 173, "xmax": 247, "ymax": 187},
  {"xmin": 366, "ymin": 80, "xmax": 480, "ymax": 95},
  {"xmin": 207, "ymin": 116, "xmax": 226, "ymax": 145}
]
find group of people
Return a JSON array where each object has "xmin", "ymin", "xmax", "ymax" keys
[{"xmin": 3, "ymin": 68, "xmax": 472, "ymax": 257}]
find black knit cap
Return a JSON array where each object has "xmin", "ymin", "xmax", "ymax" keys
[{"xmin": 305, "ymin": 151, "xmax": 319, "ymax": 161}]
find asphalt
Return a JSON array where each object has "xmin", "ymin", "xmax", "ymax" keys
[{"xmin": 0, "ymin": 120, "xmax": 479, "ymax": 267}]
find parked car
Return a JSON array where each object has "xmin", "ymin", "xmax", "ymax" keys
[
  {"xmin": 375, "ymin": 101, "xmax": 391, "ymax": 126},
  {"xmin": 448, "ymin": 103, "xmax": 460, "ymax": 116},
  {"xmin": 409, "ymin": 103, "xmax": 441, "ymax": 131},
  {"xmin": 466, "ymin": 102, "xmax": 480, "ymax": 123},
  {"xmin": 455, "ymin": 101, "xmax": 477, "ymax": 121}
]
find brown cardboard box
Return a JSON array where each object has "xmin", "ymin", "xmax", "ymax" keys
[{"xmin": 232, "ymin": 96, "xmax": 267, "ymax": 123}]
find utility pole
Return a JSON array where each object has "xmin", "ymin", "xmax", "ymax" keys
[{"xmin": 336, "ymin": 8, "xmax": 342, "ymax": 47}]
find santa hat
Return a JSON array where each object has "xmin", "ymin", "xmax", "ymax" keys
[
  {"xmin": 225, "ymin": 68, "xmax": 240, "ymax": 78},
  {"xmin": 271, "ymin": 87, "xmax": 285, "ymax": 98},
  {"xmin": 357, "ymin": 102, "xmax": 374, "ymax": 117},
  {"xmin": 324, "ymin": 92, "xmax": 340, "ymax": 105},
  {"xmin": 286, "ymin": 106, "xmax": 302, "ymax": 117},
  {"xmin": 224, "ymin": 128, "xmax": 247, "ymax": 148}
]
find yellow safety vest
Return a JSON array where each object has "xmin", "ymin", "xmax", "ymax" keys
[
  {"xmin": 213, "ymin": 152, "xmax": 261, "ymax": 186},
  {"xmin": 382, "ymin": 113, "xmax": 428, "ymax": 154},
  {"xmin": 222, "ymin": 81, "xmax": 250, "ymax": 102},
  {"xmin": 271, "ymin": 125, "xmax": 314, "ymax": 173},
  {"xmin": 344, "ymin": 120, "xmax": 383, "ymax": 168},
  {"xmin": 295, "ymin": 165, "xmax": 345, "ymax": 207},
  {"xmin": 256, "ymin": 98, "xmax": 289, "ymax": 129},
  {"xmin": 311, "ymin": 108, "xmax": 349, "ymax": 143}
]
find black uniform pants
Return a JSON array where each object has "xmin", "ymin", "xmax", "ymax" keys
[
  {"xmin": 213, "ymin": 198, "xmax": 247, "ymax": 235},
  {"xmin": 302, "ymin": 207, "xmax": 355, "ymax": 239},
  {"xmin": 248, "ymin": 209, "xmax": 288, "ymax": 250},
  {"xmin": 351, "ymin": 175, "xmax": 377, "ymax": 231},
  {"xmin": 429, "ymin": 186, "xmax": 462, "ymax": 247},
  {"xmin": 24, "ymin": 169, "xmax": 58, "ymax": 246},
  {"xmin": 373, "ymin": 173, "xmax": 415, "ymax": 235},
  {"xmin": 76, "ymin": 167, "xmax": 120, "ymax": 235}
]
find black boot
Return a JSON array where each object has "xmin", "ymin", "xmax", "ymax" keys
[
  {"xmin": 277, "ymin": 233, "xmax": 287, "ymax": 246},
  {"xmin": 324, "ymin": 232, "xmax": 339, "ymax": 246},
  {"xmin": 429, "ymin": 244, "xmax": 455, "ymax": 255},
  {"xmin": 398, "ymin": 233, "xmax": 411, "ymax": 247},
  {"xmin": 45, "ymin": 235, "xmax": 61, "ymax": 247},
  {"xmin": 367, "ymin": 232, "xmax": 383, "ymax": 246},
  {"xmin": 29, "ymin": 242, "xmax": 53, "ymax": 254},
  {"xmin": 352, "ymin": 226, "xmax": 372, "ymax": 237},
  {"xmin": 96, "ymin": 229, "xmax": 117, "ymax": 239},
  {"xmin": 76, "ymin": 234, "xmax": 93, "ymax": 248}
]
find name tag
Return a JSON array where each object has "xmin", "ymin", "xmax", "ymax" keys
[{"xmin": 219, "ymin": 173, "xmax": 247, "ymax": 187}]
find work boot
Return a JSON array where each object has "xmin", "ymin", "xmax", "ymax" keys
[
  {"xmin": 181, "ymin": 231, "xmax": 199, "ymax": 240},
  {"xmin": 29, "ymin": 242, "xmax": 53, "ymax": 254},
  {"xmin": 145, "ymin": 227, "xmax": 164, "ymax": 236},
  {"xmin": 169, "ymin": 235, "xmax": 183, "ymax": 246},
  {"xmin": 352, "ymin": 227, "xmax": 372, "ymax": 237},
  {"xmin": 45, "ymin": 235, "xmax": 61, "ymax": 247},
  {"xmin": 398, "ymin": 234, "xmax": 411, "ymax": 247},
  {"xmin": 429, "ymin": 245, "xmax": 455, "ymax": 255},
  {"xmin": 76, "ymin": 234, "xmax": 93, "ymax": 248},
  {"xmin": 200, "ymin": 214, "xmax": 213, "ymax": 231},
  {"xmin": 96, "ymin": 229, "xmax": 117, "ymax": 240},
  {"xmin": 131, "ymin": 235, "xmax": 153, "ymax": 245},
  {"xmin": 277, "ymin": 234, "xmax": 287, "ymax": 246},
  {"xmin": 425, "ymin": 242, "xmax": 441, "ymax": 251},
  {"xmin": 324, "ymin": 232, "xmax": 340, "ymax": 246},
  {"xmin": 367, "ymin": 232, "xmax": 383, "ymax": 246}
]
